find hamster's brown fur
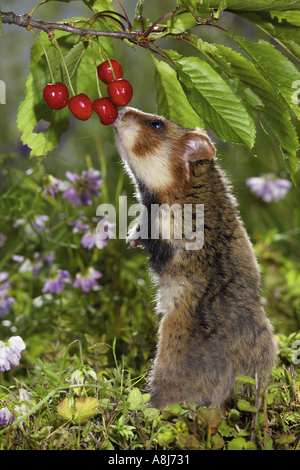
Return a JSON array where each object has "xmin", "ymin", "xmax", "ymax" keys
[{"xmin": 114, "ymin": 107, "xmax": 277, "ymax": 411}]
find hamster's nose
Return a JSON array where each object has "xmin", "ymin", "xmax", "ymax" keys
[{"xmin": 113, "ymin": 107, "xmax": 131, "ymax": 129}]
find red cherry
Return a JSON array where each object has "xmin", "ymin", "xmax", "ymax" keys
[
  {"xmin": 97, "ymin": 59, "xmax": 123, "ymax": 85},
  {"xmin": 93, "ymin": 98, "xmax": 118, "ymax": 126},
  {"xmin": 107, "ymin": 79, "xmax": 133, "ymax": 107},
  {"xmin": 68, "ymin": 93, "xmax": 93, "ymax": 121},
  {"xmin": 43, "ymin": 82, "xmax": 69, "ymax": 109}
]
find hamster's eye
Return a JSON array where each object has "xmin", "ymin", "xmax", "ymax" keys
[{"xmin": 147, "ymin": 120, "xmax": 164, "ymax": 131}]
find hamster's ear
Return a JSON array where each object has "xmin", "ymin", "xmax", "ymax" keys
[{"xmin": 181, "ymin": 131, "xmax": 215, "ymax": 162}]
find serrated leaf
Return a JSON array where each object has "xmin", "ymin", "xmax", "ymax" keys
[
  {"xmin": 57, "ymin": 396, "xmax": 99, "ymax": 424},
  {"xmin": 196, "ymin": 0, "xmax": 300, "ymax": 12},
  {"xmin": 241, "ymin": 11, "xmax": 300, "ymax": 61},
  {"xmin": 17, "ymin": 25, "xmax": 83, "ymax": 158},
  {"xmin": 74, "ymin": 397, "xmax": 99, "ymax": 423},
  {"xmin": 154, "ymin": 58, "xmax": 202, "ymax": 129},
  {"xmin": 184, "ymin": 32, "xmax": 219, "ymax": 55},
  {"xmin": 176, "ymin": 57, "xmax": 256, "ymax": 147},
  {"xmin": 207, "ymin": 43, "xmax": 299, "ymax": 179},
  {"xmin": 270, "ymin": 10, "xmax": 300, "ymax": 26},
  {"xmin": 57, "ymin": 397, "xmax": 74, "ymax": 421},
  {"xmin": 235, "ymin": 37, "xmax": 300, "ymax": 119},
  {"xmin": 17, "ymin": 17, "xmax": 114, "ymax": 158}
]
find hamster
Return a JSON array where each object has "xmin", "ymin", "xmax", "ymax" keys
[{"xmin": 113, "ymin": 107, "xmax": 277, "ymax": 412}]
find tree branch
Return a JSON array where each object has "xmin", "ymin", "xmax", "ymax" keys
[{"xmin": 2, "ymin": 11, "xmax": 138, "ymax": 43}]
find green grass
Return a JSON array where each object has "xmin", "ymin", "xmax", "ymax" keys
[{"xmin": 0, "ymin": 337, "xmax": 299, "ymax": 450}]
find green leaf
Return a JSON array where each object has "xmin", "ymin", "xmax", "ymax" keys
[
  {"xmin": 17, "ymin": 17, "xmax": 114, "ymax": 158},
  {"xmin": 133, "ymin": 0, "xmax": 151, "ymax": 31},
  {"xmin": 235, "ymin": 375, "xmax": 257, "ymax": 386},
  {"xmin": 207, "ymin": 43, "xmax": 299, "ymax": 179},
  {"xmin": 127, "ymin": 387, "xmax": 143, "ymax": 408},
  {"xmin": 177, "ymin": 0, "xmax": 201, "ymax": 9},
  {"xmin": 228, "ymin": 437, "xmax": 257, "ymax": 450},
  {"xmin": 270, "ymin": 10, "xmax": 300, "ymax": 26},
  {"xmin": 144, "ymin": 407, "xmax": 160, "ymax": 420},
  {"xmin": 57, "ymin": 397, "xmax": 99, "ymax": 424},
  {"xmin": 17, "ymin": 30, "xmax": 70, "ymax": 158},
  {"xmin": 235, "ymin": 37, "xmax": 300, "ymax": 119},
  {"xmin": 74, "ymin": 397, "xmax": 99, "ymax": 424},
  {"xmin": 197, "ymin": 407, "xmax": 222, "ymax": 430},
  {"xmin": 176, "ymin": 56, "xmax": 256, "ymax": 147},
  {"xmin": 194, "ymin": 0, "xmax": 300, "ymax": 12},
  {"xmin": 237, "ymin": 399, "xmax": 258, "ymax": 413},
  {"xmin": 157, "ymin": 425, "xmax": 175, "ymax": 446},
  {"xmin": 83, "ymin": 0, "xmax": 114, "ymax": 13},
  {"xmin": 154, "ymin": 58, "xmax": 202, "ymax": 129},
  {"xmin": 240, "ymin": 11, "xmax": 300, "ymax": 61},
  {"xmin": 276, "ymin": 433, "xmax": 296, "ymax": 445},
  {"xmin": 168, "ymin": 11, "xmax": 198, "ymax": 34},
  {"xmin": 184, "ymin": 32, "xmax": 219, "ymax": 55}
]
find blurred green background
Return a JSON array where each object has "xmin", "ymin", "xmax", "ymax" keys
[{"xmin": 1, "ymin": 0, "xmax": 300, "ymax": 358}]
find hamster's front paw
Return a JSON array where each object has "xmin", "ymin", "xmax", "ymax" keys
[
  {"xmin": 127, "ymin": 237, "xmax": 141, "ymax": 248},
  {"xmin": 127, "ymin": 223, "xmax": 141, "ymax": 248}
]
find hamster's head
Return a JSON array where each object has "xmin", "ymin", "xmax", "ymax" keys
[{"xmin": 114, "ymin": 107, "xmax": 215, "ymax": 198}]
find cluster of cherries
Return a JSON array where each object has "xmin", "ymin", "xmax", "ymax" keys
[{"xmin": 43, "ymin": 59, "xmax": 133, "ymax": 125}]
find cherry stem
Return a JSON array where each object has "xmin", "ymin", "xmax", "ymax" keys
[
  {"xmin": 30, "ymin": 29, "xmax": 55, "ymax": 84},
  {"xmin": 51, "ymin": 37, "xmax": 75, "ymax": 96},
  {"xmin": 115, "ymin": 0, "xmax": 132, "ymax": 30},
  {"xmin": 90, "ymin": 10, "xmax": 127, "ymax": 28},
  {"xmin": 97, "ymin": 14, "xmax": 126, "ymax": 31},
  {"xmin": 27, "ymin": 0, "xmax": 54, "ymax": 18},
  {"xmin": 90, "ymin": 40, "xmax": 102, "ymax": 99},
  {"xmin": 96, "ymin": 40, "xmax": 117, "ymax": 80},
  {"xmin": 143, "ymin": 10, "xmax": 175, "ymax": 37}
]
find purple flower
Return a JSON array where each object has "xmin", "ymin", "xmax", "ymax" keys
[
  {"xmin": 0, "ymin": 272, "xmax": 9, "ymax": 284},
  {"xmin": 68, "ymin": 216, "xmax": 90, "ymax": 234},
  {"xmin": 81, "ymin": 230, "xmax": 109, "ymax": 250},
  {"xmin": 0, "ymin": 296, "xmax": 15, "ymax": 318},
  {"xmin": 11, "ymin": 255, "xmax": 25, "ymax": 263},
  {"xmin": 0, "ymin": 336, "xmax": 26, "ymax": 372},
  {"xmin": 73, "ymin": 267, "xmax": 102, "ymax": 293},
  {"xmin": 246, "ymin": 174, "xmax": 292, "ymax": 203},
  {"xmin": 81, "ymin": 216, "xmax": 116, "ymax": 250},
  {"xmin": 42, "ymin": 269, "xmax": 71, "ymax": 294},
  {"xmin": 61, "ymin": 168, "xmax": 102, "ymax": 207},
  {"xmin": 0, "ymin": 389, "xmax": 32, "ymax": 426},
  {"xmin": 43, "ymin": 175, "xmax": 62, "ymax": 198},
  {"xmin": 12, "ymin": 251, "xmax": 55, "ymax": 276},
  {"xmin": 0, "ymin": 272, "xmax": 15, "ymax": 317},
  {"xmin": 0, "ymin": 407, "xmax": 14, "ymax": 425},
  {"xmin": 32, "ymin": 215, "xmax": 49, "ymax": 233},
  {"xmin": 18, "ymin": 215, "xmax": 50, "ymax": 236},
  {"xmin": 32, "ymin": 251, "xmax": 55, "ymax": 275}
]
